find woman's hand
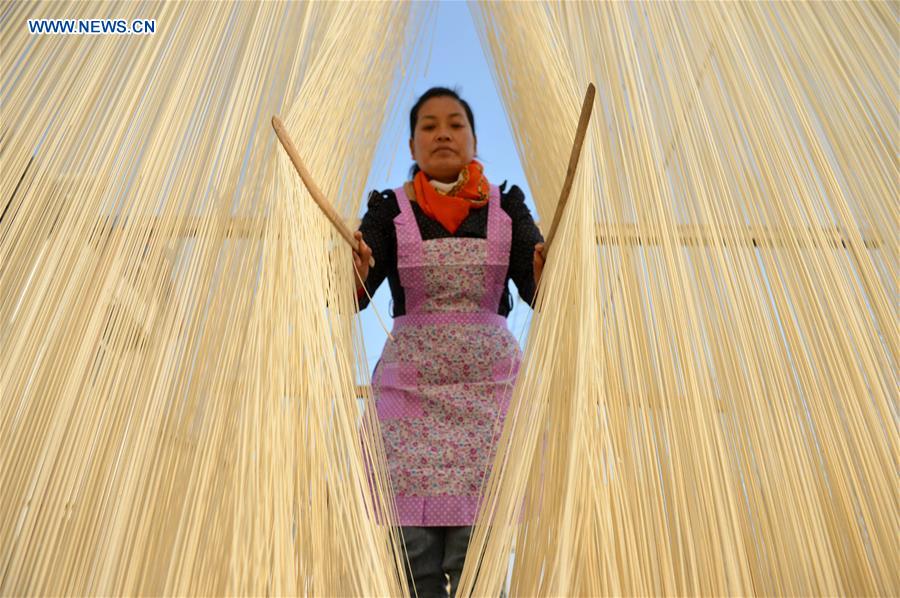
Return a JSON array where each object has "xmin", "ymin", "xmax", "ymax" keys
[
  {"xmin": 353, "ymin": 231, "xmax": 372, "ymax": 293},
  {"xmin": 533, "ymin": 242, "xmax": 545, "ymax": 289}
]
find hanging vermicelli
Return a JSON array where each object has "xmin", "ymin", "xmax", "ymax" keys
[
  {"xmin": 1, "ymin": 1, "xmax": 896, "ymax": 596},
  {"xmin": 462, "ymin": 2, "xmax": 896, "ymax": 596},
  {"xmin": 0, "ymin": 2, "xmax": 431, "ymax": 595}
]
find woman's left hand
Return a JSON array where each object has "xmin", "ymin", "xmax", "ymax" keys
[{"xmin": 533, "ymin": 242, "xmax": 545, "ymax": 289}]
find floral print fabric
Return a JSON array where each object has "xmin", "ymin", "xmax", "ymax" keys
[{"xmin": 372, "ymin": 184, "xmax": 522, "ymax": 526}]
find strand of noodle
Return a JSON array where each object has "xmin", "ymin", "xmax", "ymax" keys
[
  {"xmin": 459, "ymin": 2, "xmax": 896, "ymax": 595},
  {"xmin": 0, "ymin": 2, "xmax": 429, "ymax": 594}
]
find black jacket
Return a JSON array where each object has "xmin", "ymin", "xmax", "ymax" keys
[{"xmin": 357, "ymin": 182, "xmax": 544, "ymax": 316}]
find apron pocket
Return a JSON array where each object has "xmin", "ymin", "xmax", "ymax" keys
[
  {"xmin": 492, "ymin": 356, "xmax": 520, "ymax": 412},
  {"xmin": 373, "ymin": 362, "xmax": 422, "ymax": 420}
]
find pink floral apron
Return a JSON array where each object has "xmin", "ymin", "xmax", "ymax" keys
[{"xmin": 373, "ymin": 184, "xmax": 522, "ymax": 527}]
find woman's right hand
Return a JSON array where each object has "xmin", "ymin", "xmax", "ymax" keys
[{"xmin": 352, "ymin": 231, "xmax": 372, "ymax": 292}]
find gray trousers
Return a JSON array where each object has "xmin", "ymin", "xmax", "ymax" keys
[{"xmin": 400, "ymin": 526, "xmax": 471, "ymax": 598}]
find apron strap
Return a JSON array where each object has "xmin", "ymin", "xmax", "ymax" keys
[{"xmin": 482, "ymin": 184, "xmax": 511, "ymax": 310}]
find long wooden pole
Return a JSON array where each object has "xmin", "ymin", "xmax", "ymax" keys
[
  {"xmin": 541, "ymin": 83, "xmax": 596, "ymax": 259},
  {"xmin": 272, "ymin": 115, "xmax": 374, "ymax": 266}
]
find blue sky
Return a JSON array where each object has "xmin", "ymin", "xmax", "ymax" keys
[{"xmin": 358, "ymin": 2, "xmax": 538, "ymax": 375}]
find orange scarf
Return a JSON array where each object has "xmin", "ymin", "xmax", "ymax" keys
[{"xmin": 411, "ymin": 161, "xmax": 490, "ymax": 234}]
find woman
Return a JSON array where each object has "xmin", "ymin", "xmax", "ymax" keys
[{"xmin": 353, "ymin": 87, "xmax": 543, "ymax": 598}]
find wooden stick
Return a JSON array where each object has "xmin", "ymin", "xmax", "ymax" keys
[
  {"xmin": 272, "ymin": 115, "xmax": 374, "ymax": 267},
  {"xmin": 541, "ymin": 83, "xmax": 596, "ymax": 260}
]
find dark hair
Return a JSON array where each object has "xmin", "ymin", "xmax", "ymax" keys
[{"xmin": 408, "ymin": 87, "xmax": 476, "ymax": 179}]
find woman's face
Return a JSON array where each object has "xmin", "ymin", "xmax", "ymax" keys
[{"xmin": 409, "ymin": 96, "xmax": 476, "ymax": 183}]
